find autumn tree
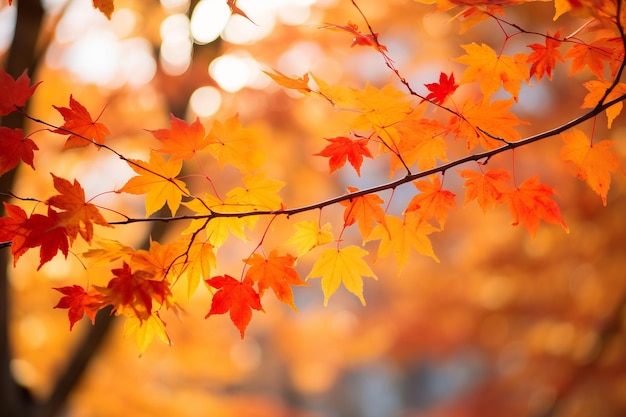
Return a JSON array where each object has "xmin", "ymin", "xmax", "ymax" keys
[{"xmin": 1, "ymin": 0, "xmax": 626, "ymax": 416}]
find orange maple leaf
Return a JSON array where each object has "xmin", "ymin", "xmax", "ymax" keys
[
  {"xmin": 560, "ymin": 129, "xmax": 620, "ymax": 206},
  {"xmin": 118, "ymin": 150, "xmax": 190, "ymax": 217},
  {"xmin": 205, "ymin": 275, "xmax": 263, "ymax": 338},
  {"xmin": 340, "ymin": 186, "xmax": 387, "ymax": 239},
  {"xmin": 92, "ymin": 0, "xmax": 114, "ymax": 19},
  {"xmin": 459, "ymin": 168, "xmax": 512, "ymax": 212},
  {"xmin": 263, "ymin": 70, "xmax": 311, "ymax": 94},
  {"xmin": 581, "ymin": 80, "xmax": 626, "ymax": 128},
  {"xmin": 565, "ymin": 37, "xmax": 623, "ymax": 79},
  {"xmin": 244, "ymin": 250, "xmax": 308, "ymax": 311},
  {"xmin": 0, "ymin": 127, "xmax": 38, "ymax": 176},
  {"xmin": 0, "ymin": 69, "xmax": 41, "ymax": 115},
  {"xmin": 47, "ymin": 174, "xmax": 111, "ymax": 243},
  {"xmin": 454, "ymin": 43, "xmax": 529, "ymax": 101},
  {"xmin": 52, "ymin": 95, "xmax": 110, "ymax": 150},
  {"xmin": 315, "ymin": 136, "xmax": 373, "ymax": 176},
  {"xmin": 527, "ymin": 31, "xmax": 564, "ymax": 81},
  {"xmin": 503, "ymin": 176, "xmax": 568, "ymax": 237},
  {"xmin": 53, "ymin": 285, "xmax": 107, "ymax": 330},
  {"xmin": 405, "ymin": 176, "xmax": 457, "ymax": 227},
  {"xmin": 150, "ymin": 114, "xmax": 209, "ymax": 161},
  {"xmin": 451, "ymin": 98, "xmax": 527, "ymax": 150}
]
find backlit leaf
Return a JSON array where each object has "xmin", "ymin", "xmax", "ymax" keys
[
  {"xmin": 150, "ymin": 114, "xmax": 209, "ymax": 161},
  {"xmin": 286, "ymin": 220, "xmax": 334, "ymax": 257},
  {"xmin": 560, "ymin": 129, "xmax": 620, "ymax": 206},
  {"xmin": 205, "ymin": 275, "xmax": 263, "ymax": 338},
  {"xmin": 0, "ymin": 127, "xmax": 38, "ymax": 176},
  {"xmin": 307, "ymin": 246, "xmax": 377, "ymax": 306},
  {"xmin": 0, "ymin": 69, "xmax": 41, "ymax": 115},
  {"xmin": 315, "ymin": 136, "xmax": 373, "ymax": 176},
  {"xmin": 52, "ymin": 95, "xmax": 110, "ymax": 150},
  {"xmin": 460, "ymin": 168, "xmax": 512, "ymax": 212}
]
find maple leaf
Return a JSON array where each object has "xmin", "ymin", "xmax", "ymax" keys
[
  {"xmin": 92, "ymin": 0, "xmax": 115, "ymax": 19},
  {"xmin": 352, "ymin": 83, "xmax": 412, "ymax": 131},
  {"xmin": 565, "ymin": 37, "xmax": 624, "ymax": 79},
  {"xmin": 0, "ymin": 69, "xmax": 41, "ymax": 115},
  {"xmin": 527, "ymin": 31, "xmax": 564, "ymax": 81},
  {"xmin": 53, "ymin": 285, "xmax": 107, "ymax": 330},
  {"xmin": 451, "ymin": 98, "xmax": 527, "ymax": 150},
  {"xmin": 98, "ymin": 262, "xmax": 172, "ymax": 320},
  {"xmin": 80, "ymin": 238, "xmax": 135, "ymax": 266},
  {"xmin": 183, "ymin": 193, "xmax": 250, "ymax": 247},
  {"xmin": 47, "ymin": 174, "xmax": 111, "ymax": 242},
  {"xmin": 118, "ymin": 150, "xmax": 189, "ymax": 217},
  {"xmin": 184, "ymin": 239, "xmax": 217, "ymax": 298},
  {"xmin": 263, "ymin": 70, "xmax": 311, "ymax": 94},
  {"xmin": 205, "ymin": 275, "xmax": 263, "ymax": 338},
  {"xmin": 560, "ymin": 129, "xmax": 620, "ymax": 206},
  {"xmin": 206, "ymin": 115, "xmax": 264, "ymax": 172},
  {"xmin": 392, "ymin": 110, "xmax": 448, "ymax": 173},
  {"xmin": 286, "ymin": 220, "xmax": 334, "ymax": 257},
  {"xmin": 454, "ymin": 43, "xmax": 529, "ymax": 101},
  {"xmin": 244, "ymin": 250, "xmax": 308, "ymax": 311},
  {"xmin": 124, "ymin": 313, "xmax": 172, "ymax": 355},
  {"xmin": 459, "ymin": 168, "xmax": 512, "ymax": 212},
  {"xmin": 424, "ymin": 72, "xmax": 458, "ymax": 104},
  {"xmin": 150, "ymin": 114, "xmax": 209, "ymax": 161},
  {"xmin": 131, "ymin": 239, "xmax": 186, "ymax": 282},
  {"xmin": 321, "ymin": 21, "xmax": 389, "ymax": 54},
  {"xmin": 24, "ymin": 208, "xmax": 69, "ymax": 270},
  {"xmin": 503, "ymin": 176, "xmax": 568, "ymax": 237},
  {"xmin": 226, "ymin": 173, "xmax": 285, "ymax": 212},
  {"xmin": 366, "ymin": 214, "xmax": 440, "ymax": 270},
  {"xmin": 340, "ymin": 187, "xmax": 387, "ymax": 239},
  {"xmin": 307, "ymin": 246, "xmax": 377, "ymax": 306},
  {"xmin": 0, "ymin": 127, "xmax": 38, "ymax": 176},
  {"xmin": 0, "ymin": 202, "xmax": 30, "ymax": 263},
  {"xmin": 405, "ymin": 176, "xmax": 457, "ymax": 227},
  {"xmin": 581, "ymin": 80, "xmax": 626, "ymax": 128},
  {"xmin": 52, "ymin": 95, "xmax": 110, "ymax": 150},
  {"xmin": 314, "ymin": 136, "xmax": 373, "ymax": 176}
]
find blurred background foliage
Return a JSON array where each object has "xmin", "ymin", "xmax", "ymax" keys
[{"xmin": 1, "ymin": 0, "xmax": 626, "ymax": 416}]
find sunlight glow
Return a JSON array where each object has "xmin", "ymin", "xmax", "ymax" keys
[
  {"xmin": 189, "ymin": 86, "xmax": 222, "ymax": 117},
  {"xmin": 0, "ymin": 5, "xmax": 16, "ymax": 53},
  {"xmin": 209, "ymin": 53, "xmax": 260, "ymax": 92},
  {"xmin": 160, "ymin": 13, "xmax": 193, "ymax": 75},
  {"xmin": 190, "ymin": 0, "xmax": 231, "ymax": 44},
  {"xmin": 160, "ymin": 0, "xmax": 190, "ymax": 13}
]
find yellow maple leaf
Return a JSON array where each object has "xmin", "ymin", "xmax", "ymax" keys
[
  {"xmin": 455, "ymin": 43, "xmax": 529, "ymax": 101},
  {"xmin": 286, "ymin": 220, "xmax": 334, "ymax": 257},
  {"xmin": 206, "ymin": 115, "xmax": 264, "ymax": 172},
  {"xmin": 183, "ymin": 239, "xmax": 217, "ymax": 299},
  {"xmin": 183, "ymin": 194, "xmax": 250, "ymax": 247},
  {"xmin": 123, "ymin": 313, "xmax": 171, "ymax": 355},
  {"xmin": 118, "ymin": 150, "xmax": 189, "ymax": 217},
  {"xmin": 366, "ymin": 214, "xmax": 440, "ymax": 271},
  {"xmin": 225, "ymin": 173, "xmax": 285, "ymax": 212},
  {"xmin": 307, "ymin": 245, "xmax": 377, "ymax": 306}
]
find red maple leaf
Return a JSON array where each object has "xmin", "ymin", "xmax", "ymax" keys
[
  {"xmin": 53, "ymin": 285, "xmax": 107, "ymax": 330},
  {"xmin": 424, "ymin": 72, "xmax": 458, "ymax": 104},
  {"xmin": 321, "ymin": 22, "xmax": 389, "ymax": 54},
  {"xmin": 0, "ymin": 68, "xmax": 41, "ymax": 115},
  {"xmin": 315, "ymin": 136, "xmax": 373, "ymax": 176},
  {"xmin": 52, "ymin": 95, "xmax": 110, "ymax": 150},
  {"xmin": 99, "ymin": 262, "xmax": 171, "ymax": 320},
  {"xmin": 0, "ymin": 127, "xmax": 38, "ymax": 176},
  {"xmin": 527, "ymin": 31, "xmax": 564, "ymax": 81},
  {"xmin": 46, "ymin": 174, "xmax": 111, "ymax": 242},
  {"xmin": 149, "ymin": 114, "xmax": 209, "ymax": 161},
  {"xmin": 25, "ymin": 208, "xmax": 70, "ymax": 270},
  {"xmin": 205, "ymin": 275, "xmax": 263, "ymax": 338}
]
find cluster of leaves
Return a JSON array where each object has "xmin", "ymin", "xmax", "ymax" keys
[{"xmin": 1, "ymin": 0, "xmax": 625, "ymax": 352}]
